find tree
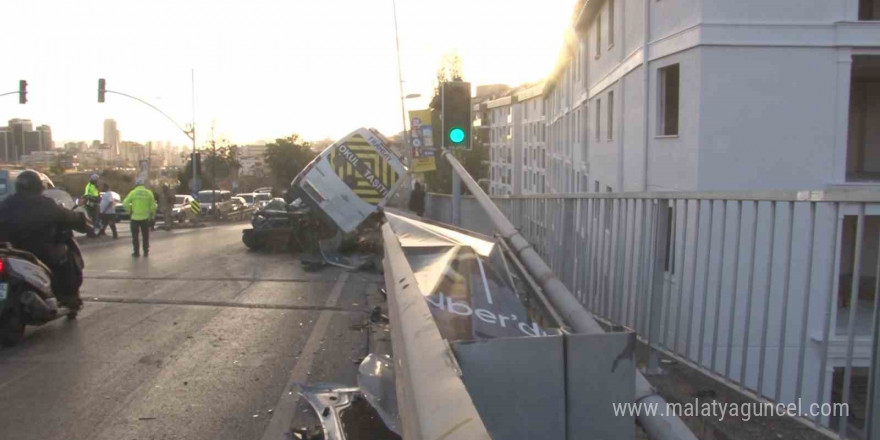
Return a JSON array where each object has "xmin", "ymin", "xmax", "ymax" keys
[
  {"xmin": 176, "ymin": 141, "xmax": 240, "ymax": 193},
  {"xmin": 429, "ymin": 51, "xmax": 464, "ymax": 110},
  {"xmin": 264, "ymin": 134, "xmax": 316, "ymax": 188}
]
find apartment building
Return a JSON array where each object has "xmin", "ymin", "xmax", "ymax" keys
[
  {"xmin": 518, "ymin": 85, "xmax": 548, "ymax": 194},
  {"xmin": 487, "ymin": 96, "xmax": 514, "ymax": 195},
  {"xmin": 486, "ymin": 84, "xmax": 548, "ymax": 195},
  {"xmin": 542, "ymin": 0, "xmax": 880, "ymax": 194},
  {"xmin": 527, "ymin": 1, "xmax": 880, "ymax": 430}
]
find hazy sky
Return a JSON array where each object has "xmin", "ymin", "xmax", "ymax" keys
[{"xmin": 2, "ymin": 0, "xmax": 575, "ymax": 146}]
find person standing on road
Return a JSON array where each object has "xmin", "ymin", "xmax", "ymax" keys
[
  {"xmin": 158, "ymin": 183, "xmax": 175, "ymax": 231},
  {"xmin": 408, "ymin": 180, "xmax": 425, "ymax": 217},
  {"xmin": 98, "ymin": 183, "xmax": 118, "ymax": 239},
  {"xmin": 123, "ymin": 178, "xmax": 156, "ymax": 257},
  {"xmin": 83, "ymin": 174, "xmax": 101, "ymax": 237}
]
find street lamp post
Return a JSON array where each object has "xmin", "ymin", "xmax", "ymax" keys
[
  {"xmin": 97, "ymin": 76, "xmax": 202, "ymax": 223},
  {"xmin": 392, "ymin": 0, "xmax": 418, "ymax": 202}
]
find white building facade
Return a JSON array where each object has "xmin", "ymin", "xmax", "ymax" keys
[
  {"xmin": 542, "ymin": 0, "xmax": 880, "ymax": 194},
  {"xmin": 487, "ymin": 85, "xmax": 549, "ymax": 195},
  {"xmin": 518, "ymin": 1, "xmax": 880, "ymax": 432},
  {"xmin": 487, "ymin": 97, "xmax": 514, "ymax": 195}
]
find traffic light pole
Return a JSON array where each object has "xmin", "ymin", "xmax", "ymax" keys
[
  {"xmin": 441, "ymin": 84, "xmax": 462, "ymax": 226},
  {"xmin": 1, "ymin": 80, "xmax": 27, "ymax": 103},
  {"xmin": 97, "ymin": 80, "xmax": 199, "ymax": 192},
  {"xmin": 452, "ymin": 165, "xmax": 461, "ymax": 226}
]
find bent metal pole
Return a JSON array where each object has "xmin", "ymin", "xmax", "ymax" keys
[{"xmin": 441, "ymin": 149, "xmax": 697, "ymax": 440}]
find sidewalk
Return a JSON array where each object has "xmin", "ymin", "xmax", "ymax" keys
[{"xmin": 635, "ymin": 343, "xmax": 831, "ymax": 440}]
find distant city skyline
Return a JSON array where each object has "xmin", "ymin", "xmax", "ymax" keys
[{"xmin": 1, "ymin": 0, "xmax": 576, "ymax": 146}]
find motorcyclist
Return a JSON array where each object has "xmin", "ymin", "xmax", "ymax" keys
[
  {"xmin": 83, "ymin": 174, "xmax": 101, "ymax": 237},
  {"xmin": 0, "ymin": 170, "xmax": 91, "ymax": 311}
]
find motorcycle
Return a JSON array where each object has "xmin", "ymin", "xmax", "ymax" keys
[
  {"xmin": 0, "ymin": 189, "xmax": 86, "ymax": 347},
  {"xmin": 79, "ymin": 195, "xmax": 100, "ymax": 237}
]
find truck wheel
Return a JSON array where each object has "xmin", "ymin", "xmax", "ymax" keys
[{"xmin": 0, "ymin": 308, "xmax": 25, "ymax": 348}]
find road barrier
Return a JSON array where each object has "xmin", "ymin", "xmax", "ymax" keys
[
  {"xmin": 427, "ymin": 180, "xmax": 880, "ymax": 440},
  {"xmin": 439, "ymin": 150, "xmax": 699, "ymax": 440}
]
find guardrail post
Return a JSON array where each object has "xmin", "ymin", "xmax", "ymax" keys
[
  {"xmin": 452, "ymin": 170, "xmax": 461, "ymax": 226},
  {"xmin": 869, "ymin": 262, "xmax": 880, "ymax": 440},
  {"xmin": 562, "ymin": 198, "xmax": 577, "ymax": 289},
  {"xmin": 645, "ymin": 199, "xmax": 670, "ymax": 375}
]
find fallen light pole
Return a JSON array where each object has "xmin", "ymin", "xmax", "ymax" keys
[{"xmin": 441, "ymin": 149, "xmax": 698, "ymax": 440}]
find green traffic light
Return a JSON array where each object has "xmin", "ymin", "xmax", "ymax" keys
[{"xmin": 449, "ymin": 127, "xmax": 465, "ymax": 144}]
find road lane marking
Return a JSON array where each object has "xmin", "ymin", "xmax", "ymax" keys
[
  {"xmin": 82, "ymin": 296, "xmax": 365, "ymax": 313},
  {"xmin": 260, "ymin": 271, "xmax": 349, "ymax": 440},
  {"xmin": 82, "ymin": 275, "xmax": 336, "ymax": 283},
  {"xmin": 0, "ymin": 363, "xmax": 43, "ymax": 392}
]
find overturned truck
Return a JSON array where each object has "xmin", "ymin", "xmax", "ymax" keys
[{"xmin": 242, "ymin": 128, "xmax": 407, "ymax": 260}]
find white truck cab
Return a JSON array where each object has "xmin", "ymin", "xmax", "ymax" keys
[{"xmin": 292, "ymin": 128, "xmax": 406, "ymax": 233}]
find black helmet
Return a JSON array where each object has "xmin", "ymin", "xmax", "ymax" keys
[{"xmin": 15, "ymin": 170, "xmax": 44, "ymax": 195}]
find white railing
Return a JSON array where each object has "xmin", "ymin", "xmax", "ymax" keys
[{"xmin": 426, "ymin": 190, "xmax": 880, "ymax": 439}]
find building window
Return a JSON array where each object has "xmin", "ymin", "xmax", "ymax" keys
[
  {"xmin": 658, "ymin": 64, "xmax": 680, "ymax": 136},
  {"xmin": 607, "ymin": 91, "xmax": 614, "ymax": 140},
  {"xmin": 608, "ymin": 0, "xmax": 615, "ymax": 48},
  {"xmin": 595, "ymin": 13, "xmax": 602, "ymax": 59},
  {"xmin": 860, "ymin": 0, "xmax": 880, "ymax": 20},
  {"xmin": 595, "ymin": 98, "xmax": 601, "ymax": 141}
]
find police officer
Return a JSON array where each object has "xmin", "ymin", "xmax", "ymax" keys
[
  {"xmin": 83, "ymin": 174, "xmax": 101, "ymax": 237},
  {"xmin": 123, "ymin": 178, "xmax": 157, "ymax": 257}
]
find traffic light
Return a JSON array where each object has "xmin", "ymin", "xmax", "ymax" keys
[
  {"xmin": 18, "ymin": 80, "xmax": 27, "ymax": 104},
  {"xmin": 98, "ymin": 78, "xmax": 106, "ymax": 103},
  {"xmin": 441, "ymin": 81, "xmax": 471, "ymax": 149}
]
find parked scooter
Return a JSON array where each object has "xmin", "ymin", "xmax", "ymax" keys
[{"xmin": 0, "ymin": 189, "xmax": 86, "ymax": 347}]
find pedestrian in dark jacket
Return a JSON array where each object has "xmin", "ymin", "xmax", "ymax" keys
[
  {"xmin": 408, "ymin": 181, "xmax": 425, "ymax": 217},
  {"xmin": 0, "ymin": 170, "xmax": 90, "ymax": 309}
]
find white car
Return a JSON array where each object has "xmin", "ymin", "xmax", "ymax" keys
[
  {"xmin": 168, "ymin": 195, "xmax": 197, "ymax": 223},
  {"xmin": 253, "ymin": 192, "xmax": 272, "ymax": 209},
  {"xmin": 234, "ymin": 193, "xmax": 257, "ymax": 209}
]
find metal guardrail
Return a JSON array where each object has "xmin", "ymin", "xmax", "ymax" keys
[
  {"xmin": 429, "ymin": 188, "xmax": 880, "ymax": 439},
  {"xmin": 381, "ymin": 222, "xmax": 493, "ymax": 440},
  {"xmin": 440, "ymin": 151, "xmax": 698, "ymax": 440}
]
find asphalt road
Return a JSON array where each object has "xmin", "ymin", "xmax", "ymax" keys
[{"xmin": 0, "ymin": 222, "xmax": 380, "ymax": 440}]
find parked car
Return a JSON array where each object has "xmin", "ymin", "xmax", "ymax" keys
[
  {"xmin": 0, "ymin": 169, "xmax": 54, "ymax": 203},
  {"xmin": 197, "ymin": 190, "xmax": 234, "ymax": 217},
  {"xmin": 114, "ymin": 203, "xmax": 128, "ymax": 221},
  {"xmin": 156, "ymin": 194, "xmax": 197, "ymax": 223},
  {"xmin": 235, "ymin": 193, "xmax": 256, "ymax": 208},
  {"xmin": 242, "ymin": 198, "xmax": 312, "ymax": 251},
  {"xmin": 254, "ymin": 192, "xmax": 272, "ymax": 209},
  {"xmin": 230, "ymin": 196, "xmax": 247, "ymax": 212}
]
